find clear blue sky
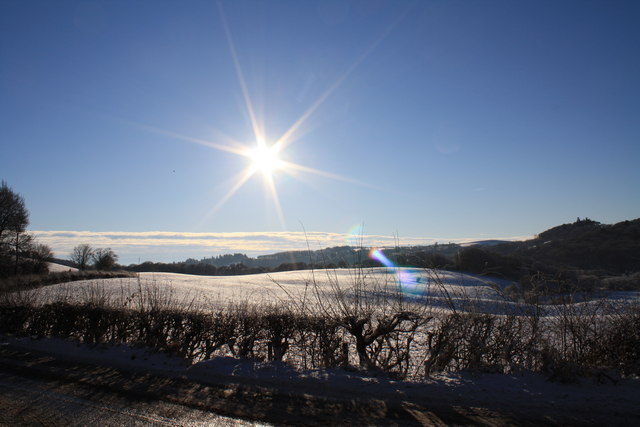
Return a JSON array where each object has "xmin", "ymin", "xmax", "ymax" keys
[{"xmin": 1, "ymin": 0, "xmax": 638, "ymax": 263}]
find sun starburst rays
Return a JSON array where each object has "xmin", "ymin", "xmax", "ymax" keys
[
  {"xmin": 188, "ymin": 127, "xmax": 353, "ymax": 228},
  {"xmin": 204, "ymin": 167, "xmax": 255, "ymax": 219},
  {"xmin": 165, "ymin": 3, "xmax": 400, "ymax": 228},
  {"xmin": 262, "ymin": 172, "xmax": 286, "ymax": 228},
  {"xmin": 218, "ymin": 1, "xmax": 264, "ymax": 149}
]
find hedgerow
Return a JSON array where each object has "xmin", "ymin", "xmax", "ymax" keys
[{"xmin": 1, "ymin": 291, "xmax": 638, "ymax": 381}]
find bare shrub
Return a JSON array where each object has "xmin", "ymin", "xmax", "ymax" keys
[
  {"xmin": 294, "ymin": 314, "xmax": 345, "ymax": 370},
  {"xmin": 226, "ymin": 302, "xmax": 262, "ymax": 359},
  {"xmin": 541, "ymin": 298, "xmax": 607, "ymax": 380},
  {"xmin": 0, "ymin": 305, "xmax": 30, "ymax": 333},
  {"xmin": 540, "ymin": 299, "xmax": 640, "ymax": 381},
  {"xmin": 200, "ymin": 310, "xmax": 237, "ymax": 360},
  {"xmin": 601, "ymin": 303, "xmax": 640, "ymax": 376},
  {"xmin": 262, "ymin": 303, "xmax": 297, "ymax": 362},
  {"xmin": 0, "ymin": 267, "xmax": 637, "ymax": 382},
  {"xmin": 275, "ymin": 266, "xmax": 435, "ymax": 377}
]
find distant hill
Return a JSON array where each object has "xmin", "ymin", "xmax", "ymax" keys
[
  {"xmin": 490, "ymin": 218, "xmax": 640, "ymax": 274},
  {"xmin": 537, "ymin": 217, "xmax": 603, "ymax": 241},
  {"xmin": 125, "ymin": 218, "xmax": 640, "ymax": 284},
  {"xmin": 179, "ymin": 243, "xmax": 469, "ymax": 270},
  {"xmin": 125, "ymin": 243, "xmax": 468, "ymax": 274},
  {"xmin": 461, "ymin": 240, "xmax": 510, "ymax": 247}
]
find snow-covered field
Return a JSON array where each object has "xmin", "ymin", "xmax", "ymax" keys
[
  {"xmin": 46, "ymin": 262, "xmax": 78, "ymax": 273},
  {"xmin": 28, "ymin": 268, "xmax": 513, "ymax": 312},
  {"xmin": 21, "ymin": 267, "xmax": 640, "ymax": 316}
]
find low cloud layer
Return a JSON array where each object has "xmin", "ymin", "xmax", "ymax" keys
[{"xmin": 32, "ymin": 230, "xmax": 530, "ymax": 265}]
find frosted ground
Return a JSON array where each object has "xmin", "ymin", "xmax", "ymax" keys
[
  {"xmin": 28, "ymin": 267, "xmax": 639, "ymax": 317},
  {"xmin": 29, "ymin": 268, "xmax": 513, "ymax": 312}
]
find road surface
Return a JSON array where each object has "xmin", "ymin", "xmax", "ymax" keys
[
  {"xmin": 0, "ymin": 348, "xmax": 266, "ymax": 426},
  {"xmin": 1, "ymin": 338, "xmax": 638, "ymax": 426}
]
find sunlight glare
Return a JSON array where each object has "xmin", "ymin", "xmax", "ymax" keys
[
  {"xmin": 192, "ymin": 3, "xmax": 397, "ymax": 226},
  {"xmin": 248, "ymin": 144, "xmax": 282, "ymax": 175}
]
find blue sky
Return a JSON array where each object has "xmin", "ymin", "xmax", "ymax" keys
[{"xmin": 1, "ymin": 0, "xmax": 638, "ymax": 264}]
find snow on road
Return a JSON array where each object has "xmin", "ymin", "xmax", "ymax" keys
[{"xmin": 2, "ymin": 333, "xmax": 639, "ymax": 426}]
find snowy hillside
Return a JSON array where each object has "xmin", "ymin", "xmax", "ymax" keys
[
  {"xmin": 19, "ymin": 267, "xmax": 639, "ymax": 316},
  {"xmin": 30, "ymin": 268, "xmax": 510, "ymax": 311}
]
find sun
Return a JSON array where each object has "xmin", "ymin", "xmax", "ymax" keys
[
  {"xmin": 247, "ymin": 144, "xmax": 282, "ymax": 176},
  {"xmin": 144, "ymin": 6, "xmax": 368, "ymax": 228}
]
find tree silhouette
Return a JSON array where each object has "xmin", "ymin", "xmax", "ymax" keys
[
  {"xmin": 93, "ymin": 248, "xmax": 118, "ymax": 271},
  {"xmin": 0, "ymin": 182, "xmax": 51, "ymax": 276},
  {"xmin": 70, "ymin": 244, "xmax": 94, "ymax": 271},
  {"xmin": 0, "ymin": 181, "xmax": 28, "ymax": 243}
]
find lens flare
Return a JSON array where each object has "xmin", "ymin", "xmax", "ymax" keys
[
  {"xmin": 346, "ymin": 224, "xmax": 364, "ymax": 246},
  {"xmin": 369, "ymin": 248, "xmax": 425, "ymax": 296}
]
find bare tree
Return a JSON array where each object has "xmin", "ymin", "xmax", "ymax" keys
[
  {"xmin": 0, "ymin": 181, "xmax": 29, "ymax": 243},
  {"xmin": 28, "ymin": 243, "xmax": 53, "ymax": 274},
  {"xmin": 93, "ymin": 248, "xmax": 118, "ymax": 271},
  {"xmin": 12, "ymin": 231, "xmax": 33, "ymax": 275},
  {"xmin": 71, "ymin": 244, "xmax": 94, "ymax": 270},
  {"xmin": 0, "ymin": 182, "xmax": 31, "ymax": 276}
]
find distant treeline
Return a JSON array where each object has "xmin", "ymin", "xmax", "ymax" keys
[
  {"xmin": 122, "ymin": 243, "xmax": 463, "ymax": 276},
  {"xmin": 0, "ymin": 270, "xmax": 133, "ymax": 294},
  {"xmin": 124, "ymin": 260, "xmax": 340, "ymax": 276},
  {"xmin": 122, "ymin": 218, "xmax": 640, "ymax": 296},
  {"xmin": 124, "ymin": 243, "xmax": 466, "ymax": 273},
  {"xmin": 184, "ymin": 246, "xmax": 363, "ymax": 269}
]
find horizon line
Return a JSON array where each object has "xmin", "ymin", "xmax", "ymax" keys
[{"xmin": 31, "ymin": 229, "xmax": 533, "ymax": 264}]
